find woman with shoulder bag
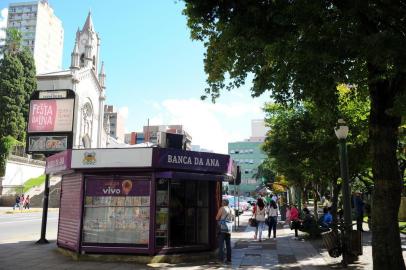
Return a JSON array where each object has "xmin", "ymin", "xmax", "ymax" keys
[
  {"xmin": 255, "ymin": 198, "xmax": 266, "ymax": 242},
  {"xmin": 216, "ymin": 199, "xmax": 234, "ymax": 264}
]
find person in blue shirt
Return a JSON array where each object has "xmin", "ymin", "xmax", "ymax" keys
[{"xmin": 320, "ymin": 207, "xmax": 333, "ymax": 228}]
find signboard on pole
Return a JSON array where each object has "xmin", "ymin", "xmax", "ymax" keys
[
  {"xmin": 28, "ymin": 99, "xmax": 74, "ymax": 132},
  {"xmin": 26, "ymin": 90, "xmax": 75, "ymax": 155}
]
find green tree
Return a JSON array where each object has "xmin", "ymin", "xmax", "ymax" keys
[
  {"xmin": 0, "ymin": 53, "xmax": 25, "ymax": 141},
  {"xmin": 2, "ymin": 28, "xmax": 22, "ymax": 55},
  {"xmin": 183, "ymin": 2, "xmax": 405, "ymax": 268},
  {"xmin": 17, "ymin": 49, "xmax": 37, "ymax": 121},
  {"xmin": 253, "ymin": 159, "xmax": 276, "ymax": 187}
]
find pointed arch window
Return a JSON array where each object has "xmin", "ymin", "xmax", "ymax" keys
[
  {"xmin": 80, "ymin": 53, "xmax": 85, "ymax": 66},
  {"xmin": 81, "ymin": 102, "xmax": 94, "ymax": 148}
]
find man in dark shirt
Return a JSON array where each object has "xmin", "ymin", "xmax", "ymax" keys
[{"xmin": 354, "ymin": 192, "xmax": 365, "ymax": 231}]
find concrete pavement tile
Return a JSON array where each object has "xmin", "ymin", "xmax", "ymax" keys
[{"xmin": 278, "ymin": 254, "xmax": 297, "ymax": 264}]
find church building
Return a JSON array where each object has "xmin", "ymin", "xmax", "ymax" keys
[{"xmin": 36, "ymin": 12, "xmax": 108, "ymax": 148}]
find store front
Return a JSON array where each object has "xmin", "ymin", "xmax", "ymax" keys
[{"xmin": 48, "ymin": 148, "xmax": 231, "ymax": 255}]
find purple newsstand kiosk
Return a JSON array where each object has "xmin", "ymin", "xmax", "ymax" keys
[{"xmin": 46, "ymin": 147, "xmax": 233, "ymax": 256}]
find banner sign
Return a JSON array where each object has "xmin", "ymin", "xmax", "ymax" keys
[
  {"xmin": 153, "ymin": 148, "xmax": 230, "ymax": 173},
  {"xmin": 28, "ymin": 99, "xmax": 74, "ymax": 132},
  {"xmin": 28, "ymin": 135, "xmax": 68, "ymax": 152},
  {"xmin": 39, "ymin": 90, "xmax": 67, "ymax": 99},
  {"xmin": 45, "ymin": 150, "xmax": 72, "ymax": 174},
  {"xmin": 71, "ymin": 148, "xmax": 153, "ymax": 169},
  {"xmin": 85, "ymin": 179, "xmax": 150, "ymax": 196}
]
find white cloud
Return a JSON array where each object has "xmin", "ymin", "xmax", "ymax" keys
[
  {"xmin": 118, "ymin": 106, "xmax": 129, "ymax": 119},
  {"xmin": 149, "ymin": 98, "xmax": 265, "ymax": 154},
  {"xmin": 0, "ymin": 8, "xmax": 8, "ymax": 45}
]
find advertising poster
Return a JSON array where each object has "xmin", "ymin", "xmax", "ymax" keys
[
  {"xmin": 29, "ymin": 135, "xmax": 68, "ymax": 152},
  {"xmin": 86, "ymin": 179, "xmax": 150, "ymax": 197},
  {"xmin": 28, "ymin": 99, "xmax": 74, "ymax": 132}
]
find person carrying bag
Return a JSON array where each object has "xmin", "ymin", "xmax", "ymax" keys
[
  {"xmin": 267, "ymin": 200, "xmax": 278, "ymax": 239},
  {"xmin": 216, "ymin": 199, "xmax": 234, "ymax": 264},
  {"xmin": 255, "ymin": 197, "xmax": 266, "ymax": 242}
]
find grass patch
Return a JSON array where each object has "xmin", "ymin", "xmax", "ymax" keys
[
  {"xmin": 364, "ymin": 217, "xmax": 406, "ymax": 234},
  {"xmin": 23, "ymin": 175, "xmax": 45, "ymax": 193},
  {"xmin": 400, "ymin": 222, "xmax": 406, "ymax": 234}
]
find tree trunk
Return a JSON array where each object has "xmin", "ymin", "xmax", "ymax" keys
[
  {"xmin": 313, "ymin": 189, "xmax": 319, "ymax": 219},
  {"xmin": 369, "ymin": 67, "xmax": 405, "ymax": 270}
]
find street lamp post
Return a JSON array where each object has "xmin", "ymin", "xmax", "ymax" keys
[{"xmin": 334, "ymin": 119, "xmax": 354, "ymax": 266}]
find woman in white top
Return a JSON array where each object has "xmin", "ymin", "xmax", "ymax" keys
[
  {"xmin": 267, "ymin": 200, "xmax": 278, "ymax": 238},
  {"xmin": 254, "ymin": 198, "xmax": 266, "ymax": 242}
]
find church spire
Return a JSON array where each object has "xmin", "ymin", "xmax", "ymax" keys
[
  {"xmin": 99, "ymin": 61, "xmax": 106, "ymax": 89},
  {"xmin": 70, "ymin": 41, "xmax": 80, "ymax": 69},
  {"xmin": 82, "ymin": 11, "xmax": 94, "ymax": 32},
  {"xmin": 75, "ymin": 27, "xmax": 80, "ymax": 41}
]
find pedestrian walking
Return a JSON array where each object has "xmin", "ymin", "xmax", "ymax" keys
[
  {"xmin": 24, "ymin": 195, "xmax": 30, "ymax": 209},
  {"xmin": 252, "ymin": 202, "xmax": 258, "ymax": 239},
  {"xmin": 13, "ymin": 195, "xmax": 20, "ymax": 210},
  {"xmin": 19, "ymin": 194, "xmax": 24, "ymax": 210},
  {"xmin": 254, "ymin": 197, "xmax": 266, "ymax": 242},
  {"xmin": 354, "ymin": 192, "xmax": 365, "ymax": 231},
  {"xmin": 216, "ymin": 198, "xmax": 234, "ymax": 264},
  {"xmin": 267, "ymin": 199, "xmax": 278, "ymax": 238}
]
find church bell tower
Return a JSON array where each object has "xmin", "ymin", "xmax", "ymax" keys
[{"xmin": 72, "ymin": 11, "xmax": 100, "ymax": 72}]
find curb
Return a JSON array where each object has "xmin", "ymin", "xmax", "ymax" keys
[
  {"xmin": 0, "ymin": 208, "xmax": 59, "ymax": 215},
  {"xmin": 56, "ymin": 247, "xmax": 217, "ymax": 265}
]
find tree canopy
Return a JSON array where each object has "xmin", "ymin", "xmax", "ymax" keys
[{"xmin": 183, "ymin": 1, "xmax": 406, "ymax": 268}]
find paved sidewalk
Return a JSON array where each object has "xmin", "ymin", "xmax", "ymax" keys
[
  {"xmin": 226, "ymin": 221, "xmax": 333, "ymax": 270},
  {"xmin": 0, "ymin": 211, "xmax": 404, "ymax": 269}
]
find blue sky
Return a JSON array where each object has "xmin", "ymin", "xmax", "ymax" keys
[{"xmin": 0, "ymin": 0, "xmax": 270, "ymax": 153}]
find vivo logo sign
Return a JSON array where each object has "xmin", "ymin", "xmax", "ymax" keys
[{"xmin": 102, "ymin": 186, "xmax": 121, "ymax": 195}]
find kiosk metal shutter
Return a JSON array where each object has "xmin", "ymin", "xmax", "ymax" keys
[{"xmin": 57, "ymin": 173, "xmax": 83, "ymax": 252}]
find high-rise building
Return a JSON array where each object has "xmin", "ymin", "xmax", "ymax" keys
[
  {"xmin": 6, "ymin": 0, "xmax": 63, "ymax": 74},
  {"xmin": 228, "ymin": 119, "xmax": 269, "ymax": 195},
  {"xmin": 250, "ymin": 119, "xmax": 270, "ymax": 142},
  {"xmin": 228, "ymin": 141, "xmax": 266, "ymax": 195},
  {"xmin": 104, "ymin": 105, "xmax": 126, "ymax": 143}
]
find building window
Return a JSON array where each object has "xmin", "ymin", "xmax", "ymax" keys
[{"xmin": 230, "ymin": 150, "xmax": 235, "ymax": 154}]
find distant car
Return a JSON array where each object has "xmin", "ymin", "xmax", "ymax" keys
[{"xmin": 240, "ymin": 196, "xmax": 256, "ymax": 206}]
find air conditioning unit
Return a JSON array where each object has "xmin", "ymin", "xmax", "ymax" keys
[
  {"xmin": 157, "ymin": 132, "xmax": 185, "ymax": 149},
  {"xmin": 157, "ymin": 131, "xmax": 167, "ymax": 147}
]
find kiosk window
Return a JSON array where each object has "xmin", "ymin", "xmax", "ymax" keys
[
  {"xmin": 82, "ymin": 178, "xmax": 150, "ymax": 246},
  {"xmin": 156, "ymin": 179, "xmax": 169, "ymax": 247}
]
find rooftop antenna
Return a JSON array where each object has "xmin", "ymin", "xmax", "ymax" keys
[{"xmin": 147, "ymin": 118, "xmax": 150, "ymax": 143}]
